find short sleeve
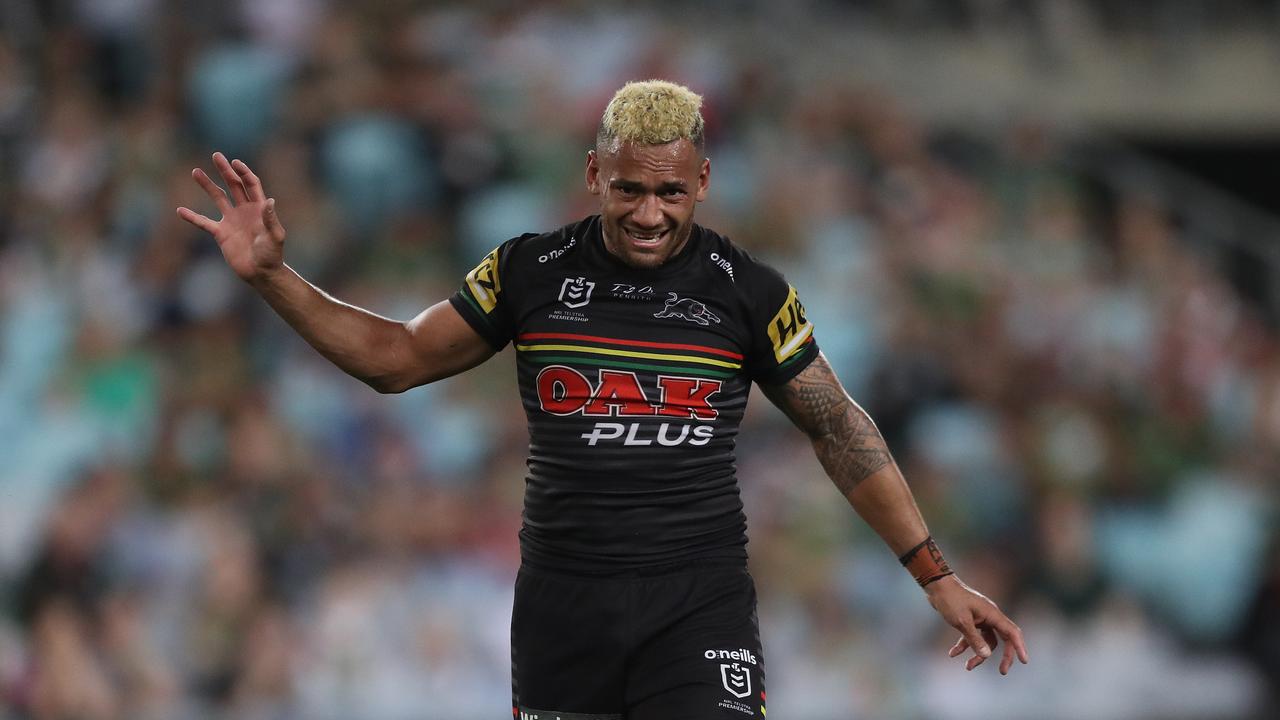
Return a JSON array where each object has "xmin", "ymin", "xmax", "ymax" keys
[
  {"xmin": 449, "ymin": 240, "xmax": 518, "ymax": 350},
  {"xmin": 746, "ymin": 265, "xmax": 819, "ymax": 385}
]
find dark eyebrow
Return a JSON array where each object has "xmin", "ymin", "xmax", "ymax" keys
[{"xmin": 609, "ymin": 180, "xmax": 688, "ymax": 192}]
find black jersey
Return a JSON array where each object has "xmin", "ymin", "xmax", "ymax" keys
[{"xmin": 449, "ymin": 216, "xmax": 819, "ymax": 574}]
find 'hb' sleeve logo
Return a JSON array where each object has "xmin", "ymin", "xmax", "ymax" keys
[
  {"xmin": 766, "ymin": 285, "xmax": 813, "ymax": 363},
  {"xmin": 466, "ymin": 247, "xmax": 502, "ymax": 313}
]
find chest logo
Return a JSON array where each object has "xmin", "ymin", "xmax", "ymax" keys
[
  {"xmin": 537, "ymin": 367, "xmax": 721, "ymax": 419},
  {"xmin": 654, "ymin": 292, "xmax": 721, "ymax": 325},
  {"xmin": 559, "ymin": 277, "xmax": 595, "ymax": 309}
]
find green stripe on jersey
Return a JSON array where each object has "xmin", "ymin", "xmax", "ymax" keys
[
  {"xmin": 459, "ymin": 290, "xmax": 491, "ymax": 324},
  {"xmin": 776, "ymin": 341, "xmax": 814, "ymax": 372}
]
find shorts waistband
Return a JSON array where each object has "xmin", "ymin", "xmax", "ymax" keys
[{"xmin": 518, "ymin": 556, "xmax": 746, "ymax": 580}]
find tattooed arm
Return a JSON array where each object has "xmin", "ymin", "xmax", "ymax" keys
[
  {"xmin": 760, "ymin": 352, "xmax": 1030, "ymax": 675},
  {"xmin": 758, "ymin": 352, "xmax": 929, "ymax": 554}
]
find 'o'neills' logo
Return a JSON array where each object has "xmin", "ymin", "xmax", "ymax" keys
[{"xmin": 536, "ymin": 367, "xmax": 721, "ymax": 419}]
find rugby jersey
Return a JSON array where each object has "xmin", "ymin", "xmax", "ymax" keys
[{"xmin": 449, "ymin": 216, "xmax": 819, "ymax": 573}]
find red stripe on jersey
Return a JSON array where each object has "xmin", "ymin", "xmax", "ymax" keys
[{"xmin": 518, "ymin": 332, "xmax": 745, "ymax": 360}]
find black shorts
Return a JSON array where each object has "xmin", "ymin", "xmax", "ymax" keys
[{"xmin": 511, "ymin": 562, "xmax": 767, "ymax": 720}]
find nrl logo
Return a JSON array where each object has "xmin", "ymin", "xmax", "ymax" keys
[
  {"xmin": 559, "ymin": 277, "xmax": 594, "ymax": 308},
  {"xmin": 720, "ymin": 663, "xmax": 751, "ymax": 699},
  {"xmin": 654, "ymin": 292, "xmax": 720, "ymax": 325}
]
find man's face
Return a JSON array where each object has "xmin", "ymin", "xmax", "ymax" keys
[{"xmin": 586, "ymin": 139, "xmax": 710, "ymax": 270}]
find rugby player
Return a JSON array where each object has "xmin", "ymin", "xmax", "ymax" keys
[{"xmin": 178, "ymin": 80, "xmax": 1029, "ymax": 719}]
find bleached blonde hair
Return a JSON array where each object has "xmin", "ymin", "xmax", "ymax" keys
[{"xmin": 596, "ymin": 79, "xmax": 705, "ymax": 153}]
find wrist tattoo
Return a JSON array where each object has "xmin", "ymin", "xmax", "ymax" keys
[{"xmin": 899, "ymin": 535, "xmax": 954, "ymax": 587}]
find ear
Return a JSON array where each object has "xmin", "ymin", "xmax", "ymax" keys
[
  {"xmin": 695, "ymin": 156, "xmax": 710, "ymax": 202},
  {"xmin": 585, "ymin": 150, "xmax": 601, "ymax": 195}
]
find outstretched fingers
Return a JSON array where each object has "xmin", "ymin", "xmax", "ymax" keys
[
  {"xmin": 192, "ymin": 168, "xmax": 232, "ymax": 214},
  {"xmin": 212, "ymin": 152, "xmax": 250, "ymax": 205},
  {"xmin": 231, "ymin": 158, "xmax": 267, "ymax": 203},
  {"xmin": 261, "ymin": 198, "xmax": 285, "ymax": 241},
  {"xmin": 176, "ymin": 206, "xmax": 218, "ymax": 234}
]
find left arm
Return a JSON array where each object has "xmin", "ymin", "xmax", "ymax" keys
[{"xmin": 760, "ymin": 352, "xmax": 1029, "ymax": 674}]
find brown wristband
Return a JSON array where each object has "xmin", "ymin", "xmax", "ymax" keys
[{"xmin": 898, "ymin": 535, "xmax": 954, "ymax": 587}]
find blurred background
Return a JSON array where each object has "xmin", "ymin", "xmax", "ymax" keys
[{"xmin": 1, "ymin": 1, "xmax": 1278, "ymax": 718}]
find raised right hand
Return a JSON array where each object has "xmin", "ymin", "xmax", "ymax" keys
[{"xmin": 177, "ymin": 152, "xmax": 286, "ymax": 284}]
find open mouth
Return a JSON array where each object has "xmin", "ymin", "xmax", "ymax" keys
[{"xmin": 624, "ymin": 227, "xmax": 668, "ymax": 249}]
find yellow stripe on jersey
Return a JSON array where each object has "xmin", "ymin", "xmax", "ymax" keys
[{"xmin": 516, "ymin": 343, "xmax": 743, "ymax": 369}]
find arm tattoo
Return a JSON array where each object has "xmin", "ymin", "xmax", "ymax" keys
[{"xmin": 761, "ymin": 354, "xmax": 893, "ymax": 496}]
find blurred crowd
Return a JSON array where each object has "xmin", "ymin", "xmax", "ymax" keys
[{"xmin": 1, "ymin": 2, "xmax": 1278, "ymax": 719}]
